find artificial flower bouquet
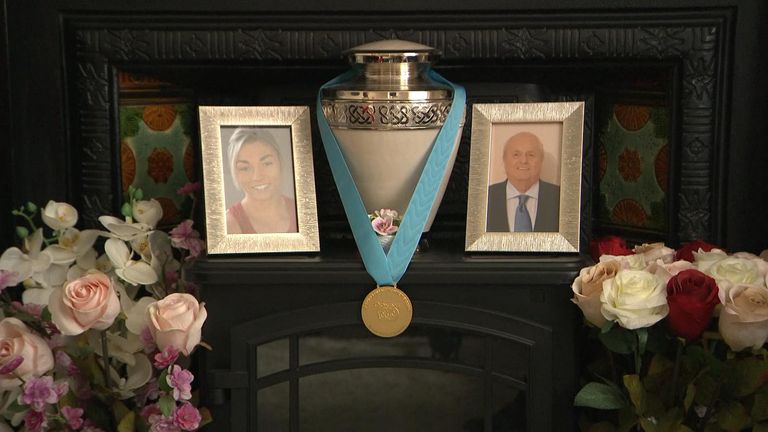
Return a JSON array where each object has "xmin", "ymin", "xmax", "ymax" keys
[
  {"xmin": 0, "ymin": 184, "xmax": 210, "ymax": 432},
  {"xmin": 572, "ymin": 237, "xmax": 768, "ymax": 432}
]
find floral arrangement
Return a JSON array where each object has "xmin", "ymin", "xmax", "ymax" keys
[
  {"xmin": 572, "ymin": 237, "xmax": 768, "ymax": 432},
  {"xmin": 369, "ymin": 209, "xmax": 402, "ymax": 237},
  {"xmin": 0, "ymin": 183, "xmax": 210, "ymax": 431}
]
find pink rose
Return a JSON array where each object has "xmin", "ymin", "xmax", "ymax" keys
[
  {"xmin": 49, "ymin": 271, "xmax": 120, "ymax": 335},
  {"xmin": 571, "ymin": 261, "xmax": 622, "ymax": 328},
  {"xmin": 0, "ymin": 318, "xmax": 54, "ymax": 389},
  {"xmin": 147, "ymin": 293, "xmax": 207, "ymax": 356}
]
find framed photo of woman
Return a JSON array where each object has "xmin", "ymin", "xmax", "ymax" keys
[
  {"xmin": 199, "ymin": 106, "xmax": 319, "ymax": 254},
  {"xmin": 465, "ymin": 102, "xmax": 585, "ymax": 253}
]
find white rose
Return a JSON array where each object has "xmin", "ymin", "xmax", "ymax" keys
[
  {"xmin": 693, "ymin": 248, "xmax": 728, "ymax": 272},
  {"xmin": 600, "ymin": 269, "xmax": 669, "ymax": 329},
  {"xmin": 41, "ymin": 201, "xmax": 78, "ymax": 230},
  {"xmin": 132, "ymin": 199, "xmax": 163, "ymax": 228},
  {"xmin": 718, "ymin": 283, "xmax": 768, "ymax": 351},
  {"xmin": 633, "ymin": 242, "xmax": 676, "ymax": 264},
  {"xmin": 600, "ymin": 253, "xmax": 646, "ymax": 270},
  {"xmin": 706, "ymin": 257, "xmax": 763, "ymax": 286},
  {"xmin": 571, "ymin": 261, "xmax": 621, "ymax": 328}
]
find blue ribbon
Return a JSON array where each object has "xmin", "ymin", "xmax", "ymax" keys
[{"xmin": 317, "ymin": 69, "xmax": 465, "ymax": 286}]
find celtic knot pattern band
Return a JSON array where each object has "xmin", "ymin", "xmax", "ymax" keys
[{"xmin": 321, "ymin": 101, "xmax": 451, "ymax": 129}]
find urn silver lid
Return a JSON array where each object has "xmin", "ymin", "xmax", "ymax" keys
[{"xmin": 321, "ymin": 40, "xmax": 454, "ymax": 130}]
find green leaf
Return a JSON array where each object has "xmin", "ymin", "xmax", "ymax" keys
[
  {"xmin": 601, "ymin": 321, "xmax": 616, "ymax": 334},
  {"xmin": 117, "ymin": 411, "xmax": 136, "ymax": 432},
  {"xmin": 683, "ymin": 383, "xmax": 695, "ymax": 413},
  {"xmin": 574, "ymin": 382, "xmax": 627, "ymax": 410},
  {"xmin": 41, "ymin": 306, "xmax": 52, "ymax": 322},
  {"xmin": 754, "ymin": 423, "xmax": 768, "ymax": 432},
  {"xmin": 25, "ymin": 201, "xmax": 38, "ymax": 213},
  {"xmin": 717, "ymin": 401, "xmax": 751, "ymax": 431},
  {"xmin": 623, "ymin": 374, "xmax": 646, "ymax": 415},
  {"xmin": 731, "ymin": 357, "xmax": 768, "ymax": 397},
  {"xmin": 693, "ymin": 374, "xmax": 719, "ymax": 407},
  {"xmin": 199, "ymin": 407, "xmax": 213, "ymax": 428},
  {"xmin": 600, "ymin": 326, "xmax": 636, "ymax": 355},
  {"xmin": 158, "ymin": 369, "xmax": 172, "ymax": 392},
  {"xmin": 159, "ymin": 395, "xmax": 175, "ymax": 417}
]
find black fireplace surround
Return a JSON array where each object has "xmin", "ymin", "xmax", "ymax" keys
[{"xmin": 2, "ymin": 1, "xmax": 767, "ymax": 431}]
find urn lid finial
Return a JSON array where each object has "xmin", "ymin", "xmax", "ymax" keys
[{"xmin": 345, "ymin": 39, "xmax": 441, "ymax": 65}]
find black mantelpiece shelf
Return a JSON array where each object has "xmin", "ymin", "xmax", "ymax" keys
[{"xmin": 192, "ymin": 239, "xmax": 587, "ymax": 288}]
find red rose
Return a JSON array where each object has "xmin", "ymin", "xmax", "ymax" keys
[
  {"xmin": 675, "ymin": 240, "xmax": 720, "ymax": 262},
  {"xmin": 666, "ymin": 269, "xmax": 720, "ymax": 341},
  {"xmin": 589, "ymin": 236, "xmax": 632, "ymax": 262}
]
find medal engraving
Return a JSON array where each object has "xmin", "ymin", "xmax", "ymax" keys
[{"xmin": 362, "ymin": 286, "xmax": 413, "ymax": 338}]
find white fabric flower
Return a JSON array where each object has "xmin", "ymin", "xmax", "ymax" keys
[
  {"xmin": 41, "ymin": 201, "xmax": 78, "ymax": 230},
  {"xmin": 0, "ymin": 229, "xmax": 51, "ymax": 285},
  {"xmin": 600, "ymin": 269, "xmax": 669, "ymax": 329},
  {"xmin": 105, "ymin": 238, "xmax": 158, "ymax": 286},
  {"xmin": 99, "ymin": 216, "xmax": 152, "ymax": 241},
  {"xmin": 108, "ymin": 353, "xmax": 152, "ymax": 400}
]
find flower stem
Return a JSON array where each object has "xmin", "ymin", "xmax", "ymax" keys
[
  {"xmin": 671, "ymin": 339, "xmax": 684, "ymax": 403},
  {"xmin": 100, "ymin": 331, "xmax": 110, "ymax": 388}
]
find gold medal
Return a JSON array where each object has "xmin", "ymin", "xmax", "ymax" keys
[{"xmin": 361, "ymin": 285, "xmax": 413, "ymax": 338}]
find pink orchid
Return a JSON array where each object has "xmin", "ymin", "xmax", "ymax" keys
[
  {"xmin": 20, "ymin": 376, "xmax": 62, "ymax": 412},
  {"xmin": 166, "ymin": 364, "xmax": 194, "ymax": 401},
  {"xmin": 169, "ymin": 220, "xmax": 206, "ymax": 260},
  {"xmin": 61, "ymin": 406, "xmax": 84, "ymax": 430}
]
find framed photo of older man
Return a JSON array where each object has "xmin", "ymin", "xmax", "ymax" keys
[
  {"xmin": 465, "ymin": 102, "xmax": 585, "ymax": 252},
  {"xmin": 199, "ymin": 106, "xmax": 320, "ymax": 254}
]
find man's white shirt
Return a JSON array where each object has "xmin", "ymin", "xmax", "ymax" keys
[{"xmin": 506, "ymin": 181, "xmax": 539, "ymax": 232}]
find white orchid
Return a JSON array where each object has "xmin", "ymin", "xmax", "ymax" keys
[
  {"xmin": 0, "ymin": 229, "xmax": 51, "ymax": 285},
  {"xmin": 116, "ymin": 282, "xmax": 156, "ymax": 336},
  {"xmin": 99, "ymin": 215, "xmax": 153, "ymax": 241},
  {"xmin": 108, "ymin": 353, "xmax": 153, "ymax": 400},
  {"xmin": 40, "ymin": 201, "xmax": 78, "ymax": 231},
  {"xmin": 43, "ymin": 227, "xmax": 101, "ymax": 266},
  {"xmin": 105, "ymin": 238, "xmax": 158, "ymax": 286}
]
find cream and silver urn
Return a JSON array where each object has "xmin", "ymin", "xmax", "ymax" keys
[{"xmin": 321, "ymin": 39, "xmax": 465, "ymax": 231}]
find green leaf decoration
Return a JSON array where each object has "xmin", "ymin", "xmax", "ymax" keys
[
  {"xmin": 623, "ymin": 374, "xmax": 647, "ymax": 415},
  {"xmin": 600, "ymin": 326, "xmax": 636, "ymax": 355},
  {"xmin": 199, "ymin": 407, "xmax": 214, "ymax": 428},
  {"xmin": 574, "ymin": 382, "xmax": 627, "ymax": 410},
  {"xmin": 586, "ymin": 421, "xmax": 617, "ymax": 432},
  {"xmin": 754, "ymin": 422, "xmax": 768, "ymax": 432},
  {"xmin": 159, "ymin": 395, "xmax": 175, "ymax": 417},
  {"xmin": 717, "ymin": 401, "xmax": 751, "ymax": 432},
  {"xmin": 117, "ymin": 411, "xmax": 135, "ymax": 432},
  {"xmin": 693, "ymin": 374, "xmax": 719, "ymax": 407}
]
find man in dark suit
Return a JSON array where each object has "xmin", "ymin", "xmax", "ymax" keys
[{"xmin": 486, "ymin": 132, "xmax": 560, "ymax": 232}]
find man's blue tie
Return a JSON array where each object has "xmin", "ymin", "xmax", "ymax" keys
[{"xmin": 514, "ymin": 195, "xmax": 533, "ymax": 232}]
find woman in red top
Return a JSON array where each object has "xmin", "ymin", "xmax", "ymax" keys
[{"xmin": 225, "ymin": 128, "xmax": 297, "ymax": 234}]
